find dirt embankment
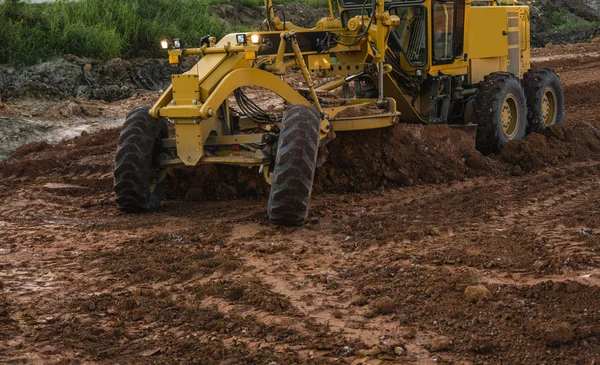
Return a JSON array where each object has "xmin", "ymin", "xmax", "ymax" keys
[
  {"xmin": 530, "ymin": 0, "xmax": 600, "ymax": 47},
  {"xmin": 0, "ymin": 56, "xmax": 192, "ymax": 102}
]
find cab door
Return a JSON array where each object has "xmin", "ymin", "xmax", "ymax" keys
[{"xmin": 431, "ymin": 0, "xmax": 465, "ymax": 65}]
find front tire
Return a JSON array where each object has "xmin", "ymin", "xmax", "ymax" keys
[
  {"xmin": 114, "ymin": 106, "xmax": 168, "ymax": 213},
  {"xmin": 268, "ymin": 105, "xmax": 321, "ymax": 226},
  {"xmin": 473, "ymin": 72, "xmax": 528, "ymax": 154},
  {"xmin": 522, "ymin": 68, "xmax": 565, "ymax": 133}
]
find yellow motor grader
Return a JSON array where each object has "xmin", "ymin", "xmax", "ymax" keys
[{"xmin": 114, "ymin": 0, "xmax": 564, "ymax": 225}]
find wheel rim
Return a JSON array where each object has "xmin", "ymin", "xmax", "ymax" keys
[
  {"xmin": 541, "ymin": 87, "xmax": 557, "ymax": 127},
  {"xmin": 501, "ymin": 92, "xmax": 520, "ymax": 139}
]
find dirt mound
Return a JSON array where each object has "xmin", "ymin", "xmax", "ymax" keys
[
  {"xmin": 2, "ymin": 124, "xmax": 496, "ymax": 200},
  {"xmin": 164, "ymin": 125, "xmax": 496, "ymax": 201},
  {"xmin": 500, "ymin": 122, "xmax": 600, "ymax": 173},
  {"xmin": 564, "ymin": 82, "xmax": 600, "ymax": 106},
  {"xmin": 0, "ymin": 128, "xmax": 119, "ymax": 193},
  {"xmin": 314, "ymin": 125, "xmax": 496, "ymax": 193},
  {"xmin": 4, "ymin": 121, "xmax": 600, "ymax": 203}
]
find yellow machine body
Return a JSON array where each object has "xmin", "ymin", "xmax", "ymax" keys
[{"xmin": 150, "ymin": 0, "xmax": 532, "ymax": 171}]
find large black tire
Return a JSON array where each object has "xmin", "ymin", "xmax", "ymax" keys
[
  {"xmin": 114, "ymin": 106, "xmax": 169, "ymax": 213},
  {"xmin": 268, "ymin": 105, "xmax": 321, "ymax": 226},
  {"xmin": 473, "ymin": 72, "xmax": 528, "ymax": 154},
  {"xmin": 522, "ymin": 68, "xmax": 565, "ymax": 134}
]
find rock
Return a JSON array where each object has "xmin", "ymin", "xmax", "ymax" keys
[
  {"xmin": 140, "ymin": 347, "xmax": 162, "ymax": 357},
  {"xmin": 464, "ymin": 285, "xmax": 492, "ymax": 303},
  {"xmin": 430, "ymin": 336, "xmax": 452, "ymax": 352},
  {"xmin": 394, "ymin": 346, "xmax": 406, "ymax": 356},
  {"xmin": 341, "ymin": 346, "xmax": 354, "ymax": 357},
  {"xmin": 373, "ymin": 296, "xmax": 396, "ymax": 315},
  {"xmin": 542, "ymin": 323, "xmax": 574, "ymax": 346}
]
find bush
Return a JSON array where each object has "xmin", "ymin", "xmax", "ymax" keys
[{"xmin": 0, "ymin": 0, "xmax": 329, "ymax": 65}]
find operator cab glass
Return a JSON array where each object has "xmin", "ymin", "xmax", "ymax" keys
[
  {"xmin": 432, "ymin": 0, "xmax": 465, "ymax": 65},
  {"xmin": 389, "ymin": 6, "xmax": 428, "ymax": 67},
  {"xmin": 340, "ymin": 0, "xmax": 465, "ymax": 67},
  {"xmin": 340, "ymin": 2, "xmax": 429, "ymax": 67}
]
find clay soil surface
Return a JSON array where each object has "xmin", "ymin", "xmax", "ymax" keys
[{"xmin": 3, "ymin": 43, "xmax": 600, "ymax": 364}]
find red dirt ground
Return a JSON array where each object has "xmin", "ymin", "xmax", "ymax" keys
[{"xmin": 2, "ymin": 42, "xmax": 600, "ymax": 364}]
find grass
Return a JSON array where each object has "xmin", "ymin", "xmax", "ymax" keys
[
  {"xmin": 546, "ymin": 10, "xmax": 599, "ymax": 32},
  {"xmin": 0, "ymin": 0, "xmax": 330, "ymax": 65}
]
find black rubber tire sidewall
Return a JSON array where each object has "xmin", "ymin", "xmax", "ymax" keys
[
  {"xmin": 523, "ymin": 69, "xmax": 565, "ymax": 134},
  {"xmin": 268, "ymin": 105, "xmax": 321, "ymax": 226},
  {"xmin": 473, "ymin": 73, "xmax": 528, "ymax": 154},
  {"xmin": 114, "ymin": 106, "xmax": 168, "ymax": 213}
]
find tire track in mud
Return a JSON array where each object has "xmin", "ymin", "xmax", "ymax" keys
[{"xmin": 220, "ymin": 159, "xmax": 600, "ymax": 363}]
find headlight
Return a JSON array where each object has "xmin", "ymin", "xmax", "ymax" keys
[
  {"xmin": 173, "ymin": 38, "xmax": 183, "ymax": 49},
  {"xmin": 160, "ymin": 40, "xmax": 169, "ymax": 50},
  {"xmin": 250, "ymin": 34, "xmax": 260, "ymax": 44},
  {"xmin": 236, "ymin": 34, "xmax": 247, "ymax": 45}
]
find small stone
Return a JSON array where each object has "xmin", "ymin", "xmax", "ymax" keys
[
  {"xmin": 341, "ymin": 346, "xmax": 354, "ymax": 357},
  {"xmin": 542, "ymin": 323, "xmax": 574, "ymax": 346},
  {"xmin": 373, "ymin": 296, "xmax": 396, "ymax": 315},
  {"xmin": 394, "ymin": 346, "xmax": 405, "ymax": 356},
  {"xmin": 430, "ymin": 336, "xmax": 452, "ymax": 352},
  {"xmin": 464, "ymin": 285, "xmax": 492, "ymax": 303},
  {"xmin": 140, "ymin": 347, "xmax": 162, "ymax": 357}
]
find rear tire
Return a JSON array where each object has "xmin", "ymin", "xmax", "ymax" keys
[
  {"xmin": 114, "ymin": 106, "xmax": 168, "ymax": 213},
  {"xmin": 522, "ymin": 68, "xmax": 565, "ymax": 133},
  {"xmin": 268, "ymin": 105, "xmax": 321, "ymax": 226},
  {"xmin": 473, "ymin": 72, "xmax": 528, "ymax": 154}
]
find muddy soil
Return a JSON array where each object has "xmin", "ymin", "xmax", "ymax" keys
[{"xmin": 3, "ymin": 44, "xmax": 600, "ymax": 364}]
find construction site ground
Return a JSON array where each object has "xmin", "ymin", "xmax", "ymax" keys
[{"xmin": 2, "ymin": 42, "xmax": 600, "ymax": 364}]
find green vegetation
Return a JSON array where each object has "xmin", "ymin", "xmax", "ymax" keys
[
  {"xmin": 0, "ymin": 0, "xmax": 329, "ymax": 65},
  {"xmin": 546, "ymin": 10, "xmax": 598, "ymax": 31}
]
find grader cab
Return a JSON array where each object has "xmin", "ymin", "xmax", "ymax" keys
[{"xmin": 114, "ymin": 0, "xmax": 564, "ymax": 225}]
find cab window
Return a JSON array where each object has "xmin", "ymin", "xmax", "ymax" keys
[
  {"xmin": 433, "ymin": 3, "xmax": 455, "ymax": 63},
  {"xmin": 390, "ymin": 6, "xmax": 427, "ymax": 66}
]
